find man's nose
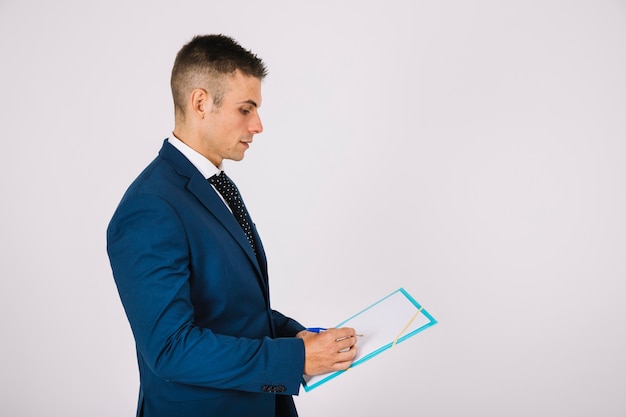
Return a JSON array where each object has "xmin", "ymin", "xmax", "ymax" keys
[{"xmin": 249, "ymin": 112, "xmax": 263, "ymax": 134}]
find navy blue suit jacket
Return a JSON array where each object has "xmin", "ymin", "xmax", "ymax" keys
[{"xmin": 107, "ymin": 140, "xmax": 305, "ymax": 417}]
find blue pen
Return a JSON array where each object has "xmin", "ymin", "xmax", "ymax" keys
[
  {"xmin": 306, "ymin": 327, "xmax": 327, "ymax": 333},
  {"xmin": 307, "ymin": 327, "xmax": 363, "ymax": 337}
]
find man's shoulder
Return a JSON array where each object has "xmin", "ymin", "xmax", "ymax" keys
[
  {"xmin": 129, "ymin": 156, "xmax": 176, "ymax": 191},
  {"xmin": 115, "ymin": 154, "xmax": 190, "ymax": 208},
  {"xmin": 109, "ymin": 141, "xmax": 204, "ymax": 222}
]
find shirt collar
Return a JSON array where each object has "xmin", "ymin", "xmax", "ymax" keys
[{"xmin": 167, "ymin": 133, "xmax": 222, "ymax": 178}]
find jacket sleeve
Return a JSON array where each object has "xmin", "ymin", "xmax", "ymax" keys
[
  {"xmin": 107, "ymin": 192, "xmax": 305, "ymax": 395},
  {"xmin": 272, "ymin": 310, "xmax": 306, "ymax": 337}
]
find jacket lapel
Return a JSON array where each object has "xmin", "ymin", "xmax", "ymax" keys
[
  {"xmin": 188, "ymin": 174, "xmax": 264, "ymax": 268},
  {"xmin": 158, "ymin": 141, "xmax": 268, "ymax": 297}
]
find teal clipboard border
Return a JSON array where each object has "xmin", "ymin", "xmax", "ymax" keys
[{"xmin": 302, "ymin": 287, "xmax": 438, "ymax": 392}]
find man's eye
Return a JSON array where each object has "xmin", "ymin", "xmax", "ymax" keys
[{"xmin": 240, "ymin": 108, "xmax": 251, "ymax": 115}]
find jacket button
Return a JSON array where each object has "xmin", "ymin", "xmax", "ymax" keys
[{"xmin": 261, "ymin": 384, "xmax": 287, "ymax": 393}]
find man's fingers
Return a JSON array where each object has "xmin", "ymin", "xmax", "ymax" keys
[
  {"xmin": 336, "ymin": 335, "xmax": 357, "ymax": 352},
  {"xmin": 333, "ymin": 348, "xmax": 358, "ymax": 370}
]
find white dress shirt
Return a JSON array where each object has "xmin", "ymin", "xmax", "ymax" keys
[{"xmin": 167, "ymin": 134, "xmax": 231, "ymax": 211}]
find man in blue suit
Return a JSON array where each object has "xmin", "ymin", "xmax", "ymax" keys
[{"xmin": 107, "ymin": 35, "xmax": 358, "ymax": 417}]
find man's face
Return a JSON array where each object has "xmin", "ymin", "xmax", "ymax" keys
[{"xmin": 199, "ymin": 70, "xmax": 263, "ymax": 166}]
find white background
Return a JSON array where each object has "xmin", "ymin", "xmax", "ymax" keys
[{"xmin": 1, "ymin": 1, "xmax": 625, "ymax": 416}]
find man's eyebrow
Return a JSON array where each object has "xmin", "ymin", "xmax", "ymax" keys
[{"xmin": 239, "ymin": 99, "xmax": 259, "ymax": 107}]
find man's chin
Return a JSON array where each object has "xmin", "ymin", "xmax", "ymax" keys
[{"xmin": 227, "ymin": 153, "xmax": 246, "ymax": 162}]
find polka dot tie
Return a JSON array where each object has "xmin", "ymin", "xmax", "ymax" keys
[{"xmin": 208, "ymin": 172, "xmax": 256, "ymax": 253}]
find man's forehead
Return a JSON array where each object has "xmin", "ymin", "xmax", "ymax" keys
[{"xmin": 225, "ymin": 71, "xmax": 262, "ymax": 105}]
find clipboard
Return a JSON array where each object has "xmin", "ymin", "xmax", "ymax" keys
[{"xmin": 302, "ymin": 288, "xmax": 437, "ymax": 392}]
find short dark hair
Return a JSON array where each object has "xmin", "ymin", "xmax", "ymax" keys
[{"xmin": 171, "ymin": 34, "xmax": 268, "ymax": 115}]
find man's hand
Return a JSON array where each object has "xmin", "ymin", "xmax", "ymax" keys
[{"xmin": 296, "ymin": 327, "xmax": 358, "ymax": 376}]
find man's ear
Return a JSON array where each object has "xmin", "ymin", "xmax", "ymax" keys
[{"xmin": 189, "ymin": 88, "xmax": 211, "ymax": 119}]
